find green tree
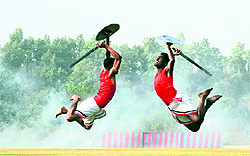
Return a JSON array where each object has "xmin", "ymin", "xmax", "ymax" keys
[
  {"xmin": 21, "ymin": 37, "xmax": 35, "ymax": 77},
  {"xmin": 1, "ymin": 28, "xmax": 25, "ymax": 70},
  {"xmin": 229, "ymin": 42, "xmax": 247, "ymax": 74},
  {"xmin": 65, "ymin": 38, "xmax": 103, "ymax": 97},
  {"xmin": 117, "ymin": 43, "xmax": 146, "ymax": 90},
  {"xmin": 216, "ymin": 42, "xmax": 249, "ymax": 99},
  {"xmin": 245, "ymin": 49, "xmax": 250, "ymax": 88},
  {"xmin": 176, "ymin": 39, "xmax": 225, "ymax": 96},
  {"xmin": 140, "ymin": 37, "xmax": 162, "ymax": 92},
  {"xmin": 75, "ymin": 34, "xmax": 85, "ymax": 57},
  {"xmin": 35, "ymin": 36, "xmax": 79, "ymax": 89},
  {"xmin": 0, "ymin": 69, "xmax": 21, "ymax": 130},
  {"xmin": 33, "ymin": 36, "xmax": 50, "ymax": 64}
]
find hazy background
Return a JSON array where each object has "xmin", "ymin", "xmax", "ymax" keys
[
  {"xmin": 0, "ymin": 0, "xmax": 250, "ymax": 148},
  {"xmin": 1, "ymin": 0, "xmax": 250, "ymax": 56}
]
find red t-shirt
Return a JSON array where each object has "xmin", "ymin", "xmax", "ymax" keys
[
  {"xmin": 94, "ymin": 70, "xmax": 116, "ymax": 108},
  {"xmin": 154, "ymin": 69, "xmax": 177, "ymax": 105}
]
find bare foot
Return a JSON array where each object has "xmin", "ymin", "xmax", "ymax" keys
[
  {"xmin": 206, "ymin": 95, "xmax": 222, "ymax": 109},
  {"xmin": 55, "ymin": 106, "xmax": 68, "ymax": 118},
  {"xmin": 198, "ymin": 88, "xmax": 213, "ymax": 99},
  {"xmin": 69, "ymin": 94, "xmax": 82, "ymax": 101}
]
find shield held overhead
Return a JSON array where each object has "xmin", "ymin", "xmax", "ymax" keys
[
  {"xmin": 156, "ymin": 35, "xmax": 212, "ymax": 76},
  {"xmin": 69, "ymin": 23, "xmax": 120, "ymax": 68}
]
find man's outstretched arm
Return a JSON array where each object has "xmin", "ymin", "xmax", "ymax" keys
[
  {"xmin": 165, "ymin": 42, "xmax": 175, "ymax": 76},
  {"xmin": 165, "ymin": 42, "xmax": 182, "ymax": 76}
]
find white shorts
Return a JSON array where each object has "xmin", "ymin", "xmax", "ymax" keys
[
  {"xmin": 75, "ymin": 97, "xmax": 106, "ymax": 126},
  {"xmin": 168, "ymin": 94, "xmax": 197, "ymax": 125}
]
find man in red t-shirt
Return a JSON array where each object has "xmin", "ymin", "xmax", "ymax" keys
[
  {"xmin": 55, "ymin": 42, "xmax": 122, "ymax": 130},
  {"xmin": 154, "ymin": 42, "xmax": 222, "ymax": 132}
]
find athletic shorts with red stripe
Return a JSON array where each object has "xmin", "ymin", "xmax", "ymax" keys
[
  {"xmin": 74, "ymin": 97, "xmax": 106, "ymax": 126},
  {"xmin": 168, "ymin": 94, "xmax": 197, "ymax": 125}
]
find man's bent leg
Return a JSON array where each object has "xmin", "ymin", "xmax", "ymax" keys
[
  {"xmin": 185, "ymin": 90, "xmax": 222, "ymax": 132},
  {"xmin": 55, "ymin": 106, "xmax": 68, "ymax": 118},
  {"xmin": 76, "ymin": 118, "xmax": 93, "ymax": 130},
  {"xmin": 205, "ymin": 95, "xmax": 222, "ymax": 113},
  {"xmin": 188, "ymin": 88, "xmax": 213, "ymax": 122},
  {"xmin": 184, "ymin": 123, "xmax": 201, "ymax": 132},
  {"xmin": 185, "ymin": 88, "xmax": 213, "ymax": 132},
  {"xmin": 197, "ymin": 88, "xmax": 213, "ymax": 119},
  {"xmin": 66, "ymin": 94, "xmax": 82, "ymax": 122},
  {"xmin": 61, "ymin": 110, "xmax": 92, "ymax": 130}
]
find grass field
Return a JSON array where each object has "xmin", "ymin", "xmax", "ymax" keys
[{"xmin": 1, "ymin": 148, "xmax": 250, "ymax": 156}]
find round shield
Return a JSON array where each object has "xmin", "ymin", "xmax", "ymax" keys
[
  {"xmin": 96, "ymin": 24, "xmax": 120, "ymax": 41},
  {"xmin": 156, "ymin": 35, "xmax": 183, "ymax": 44}
]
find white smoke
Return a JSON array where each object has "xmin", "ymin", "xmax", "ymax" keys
[{"xmin": 0, "ymin": 64, "xmax": 249, "ymax": 148}]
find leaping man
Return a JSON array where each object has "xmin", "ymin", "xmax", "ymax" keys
[
  {"xmin": 154, "ymin": 42, "xmax": 222, "ymax": 132},
  {"xmin": 55, "ymin": 42, "xmax": 122, "ymax": 130}
]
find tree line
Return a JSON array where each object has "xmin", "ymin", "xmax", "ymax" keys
[{"xmin": 0, "ymin": 28, "xmax": 250, "ymax": 145}]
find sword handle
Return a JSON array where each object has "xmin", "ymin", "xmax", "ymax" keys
[{"xmin": 69, "ymin": 46, "xmax": 99, "ymax": 68}]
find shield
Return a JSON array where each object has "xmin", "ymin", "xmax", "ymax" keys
[
  {"xmin": 96, "ymin": 24, "xmax": 120, "ymax": 41},
  {"xmin": 156, "ymin": 35, "xmax": 183, "ymax": 44}
]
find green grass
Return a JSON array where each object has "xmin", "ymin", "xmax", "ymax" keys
[{"xmin": 0, "ymin": 148, "xmax": 250, "ymax": 156}]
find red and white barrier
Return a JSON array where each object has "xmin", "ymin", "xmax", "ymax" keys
[{"xmin": 102, "ymin": 132, "xmax": 222, "ymax": 148}]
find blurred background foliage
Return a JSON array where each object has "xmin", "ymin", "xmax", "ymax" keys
[{"xmin": 0, "ymin": 28, "xmax": 249, "ymax": 145}]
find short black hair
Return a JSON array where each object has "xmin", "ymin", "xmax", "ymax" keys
[
  {"xmin": 160, "ymin": 52, "xmax": 169, "ymax": 62},
  {"xmin": 104, "ymin": 57, "xmax": 114, "ymax": 71}
]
